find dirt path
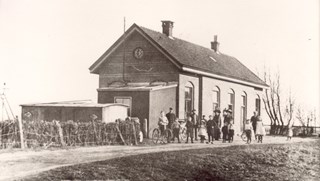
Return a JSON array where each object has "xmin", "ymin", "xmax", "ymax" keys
[{"xmin": 0, "ymin": 136, "xmax": 316, "ymax": 181}]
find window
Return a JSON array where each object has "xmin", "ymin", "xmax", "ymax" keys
[
  {"xmin": 114, "ymin": 97, "xmax": 132, "ymax": 116},
  {"xmin": 255, "ymin": 95, "xmax": 261, "ymax": 116},
  {"xmin": 185, "ymin": 82, "xmax": 194, "ymax": 118},
  {"xmin": 228, "ymin": 89, "xmax": 235, "ymax": 118},
  {"xmin": 240, "ymin": 92, "xmax": 247, "ymax": 131},
  {"xmin": 212, "ymin": 86, "xmax": 220, "ymax": 111}
]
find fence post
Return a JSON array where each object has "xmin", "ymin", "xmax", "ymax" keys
[
  {"xmin": 143, "ymin": 118, "xmax": 147, "ymax": 138},
  {"xmin": 132, "ymin": 122, "xmax": 138, "ymax": 145},
  {"xmin": 56, "ymin": 121, "xmax": 66, "ymax": 147},
  {"xmin": 18, "ymin": 117, "xmax": 25, "ymax": 149},
  {"xmin": 115, "ymin": 123, "xmax": 126, "ymax": 145}
]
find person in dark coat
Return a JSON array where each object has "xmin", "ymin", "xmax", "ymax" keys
[
  {"xmin": 213, "ymin": 108, "xmax": 222, "ymax": 140},
  {"xmin": 221, "ymin": 122, "xmax": 229, "ymax": 143},
  {"xmin": 228, "ymin": 123, "xmax": 234, "ymax": 143},
  {"xmin": 171, "ymin": 118, "xmax": 181, "ymax": 143},
  {"xmin": 223, "ymin": 109, "xmax": 233, "ymax": 141},
  {"xmin": 250, "ymin": 111, "xmax": 258, "ymax": 140},
  {"xmin": 206, "ymin": 115, "xmax": 214, "ymax": 144},
  {"xmin": 185, "ymin": 116, "xmax": 194, "ymax": 143},
  {"xmin": 166, "ymin": 108, "xmax": 176, "ymax": 130},
  {"xmin": 190, "ymin": 109, "xmax": 198, "ymax": 141},
  {"xmin": 224, "ymin": 109, "xmax": 233, "ymax": 125}
]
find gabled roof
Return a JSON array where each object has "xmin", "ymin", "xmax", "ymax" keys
[{"xmin": 89, "ymin": 23, "xmax": 268, "ymax": 88}]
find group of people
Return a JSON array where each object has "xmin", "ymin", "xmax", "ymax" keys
[
  {"xmin": 185, "ymin": 108, "xmax": 235, "ymax": 144},
  {"xmin": 158, "ymin": 107, "xmax": 242, "ymax": 144},
  {"xmin": 244, "ymin": 111, "xmax": 266, "ymax": 144},
  {"xmin": 158, "ymin": 108, "xmax": 181, "ymax": 143}
]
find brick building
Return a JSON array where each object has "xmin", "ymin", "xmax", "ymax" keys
[{"xmin": 89, "ymin": 21, "xmax": 268, "ymax": 137}]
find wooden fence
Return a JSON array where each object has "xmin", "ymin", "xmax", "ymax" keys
[{"xmin": 0, "ymin": 119, "xmax": 141, "ymax": 149}]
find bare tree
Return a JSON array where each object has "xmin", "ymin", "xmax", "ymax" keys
[
  {"xmin": 285, "ymin": 90, "xmax": 295, "ymax": 127},
  {"xmin": 261, "ymin": 69, "xmax": 295, "ymax": 135}
]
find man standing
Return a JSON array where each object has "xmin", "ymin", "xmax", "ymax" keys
[
  {"xmin": 190, "ymin": 109, "xmax": 198, "ymax": 141},
  {"xmin": 166, "ymin": 107, "xmax": 176, "ymax": 130},
  {"xmin": 185, "ymin": 116, "xmax": 194, "ymax": 143},
  {"xmin": 251, "ymin": 111, "xmax": 258, "ymax": 140}
]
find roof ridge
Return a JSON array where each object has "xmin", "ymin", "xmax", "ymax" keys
[{"xmin": 139, "ymin": 25, "xmax": 221, "ymax": 55}]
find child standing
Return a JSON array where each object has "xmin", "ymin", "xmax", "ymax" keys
[
  {"xmin": 244, "ymin": 119, "xmax": 253, "ymax": 144},
  {"xmin": 185, "ymin": 116, "xmax": 194, "ymax": 143},
  {"xmin": 221, "ymin": 122, "xmax": 229, "ymax": 143},
  {"xmin": 255, "ymin": 116, "xmax": 265, "ymax": 143},
  {"xmin": 198, "ymin": 115, "xmax": 207, "ymax": 143},
  {"xmin": 228, "ymin": 123, "xmax": 234, "ymax": 143},
  {"xmin": 171, "ymin": 118, "xmax": 181, "ymax": 143}
]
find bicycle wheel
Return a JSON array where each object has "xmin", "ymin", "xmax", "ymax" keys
[
  {"xmin": 241, "ymin": 132, "xmax": 247, "ymax": 142},
  {"xmin": 179, "ymin": 127, "xmax": 187, "ymax": 141},
  {"xmin": 162, "ymin": 129, "xmax": 173, "ymax": 144},
  {"xmin": 152, "ymin": 128, "xmax": 160, "ymax": 144}
]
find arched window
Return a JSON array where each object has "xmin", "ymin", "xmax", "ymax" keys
[
  {"xmin": 185, "ymin": 82, "xmax": 194, "ymax": 117},
  {"xmin": 240, "ymin": 91, "xmax": 247, "ymax": 131},
  {"xmin": 255, "ymin": 94, "xmax": 261, "ymax": 116},
  {"xmin": 212, "ymin": 86, "xmax": 220, "ymax": 111},
  {"xmin": 228, "ymin": 89, "xmax": 235, "ymax": 117}
]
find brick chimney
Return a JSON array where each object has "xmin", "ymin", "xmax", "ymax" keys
[
  {"xmin": 161, "ymin": 20, "xmax": 174, "ymax": 37},
  {"xmin": 211, "ymin": 35, "xmax": 220, "ymax": 52}
]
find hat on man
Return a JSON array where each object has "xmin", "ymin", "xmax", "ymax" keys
[
  {"xmin": 214, "ymin": 107, "xmax": 221, "ymax": 113},
  {"xmin": 192, "ymin": 109, "xmax": 196, "ymax": 112},
  {"xmin": 169, "ymin": 107, "xmax": 173, "ymax": 110}
]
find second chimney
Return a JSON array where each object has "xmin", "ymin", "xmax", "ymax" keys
[
  {"xmin": 211, "ymin": 35, "xmax": 220, "ymax": 52},
  {"xmin": 161, "ymin": 20, "xmax": 174, "ymax": 37}
]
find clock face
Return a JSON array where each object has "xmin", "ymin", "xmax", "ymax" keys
[{"xmin": 133, "ymin": 47, "xmax": 144, "ymax": 59}]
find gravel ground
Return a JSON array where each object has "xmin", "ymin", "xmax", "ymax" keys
[{"xmin": 0, "ymin": 136, "xmax": 316, "ymax": 181}]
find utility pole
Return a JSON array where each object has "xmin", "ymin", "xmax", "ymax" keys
[{"xmin": 1, "ymin": 83, "xmax": 25, "ymax": 149}]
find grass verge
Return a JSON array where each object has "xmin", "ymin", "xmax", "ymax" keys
[{"xmin": 24, "ymin": 139, "xmax": 320, "ymax": 181}]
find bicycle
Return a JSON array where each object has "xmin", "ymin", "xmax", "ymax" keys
[
  {"xmin": 240, "ymin": 131, "xmax": 248, "ymax": 142},
  {"xmin": 152, "ymin": 126, "xmax": 173, "ymax": 144},
  {"xmin": 240, "ymin": 129, "xmax": 255, "ymax": 143}
]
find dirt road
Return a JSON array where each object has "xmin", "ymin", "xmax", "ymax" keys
[{"xmin": 0, "ymin": 136, "xmax": 316, "ymax": 181}]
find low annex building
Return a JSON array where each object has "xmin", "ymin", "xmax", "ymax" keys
[
  {"xmin": 89, "ymin": 21, "xmax": 268, "ymax": 137},
  {"xmin": 21, "ymin": 100, "xmax": 128, "ymax": 123}
]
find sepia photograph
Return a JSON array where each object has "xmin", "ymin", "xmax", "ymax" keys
[{"xmin": 0, "ymin": 0, "xmax": 319, "ymax": 180}]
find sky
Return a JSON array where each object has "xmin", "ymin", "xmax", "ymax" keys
[{"xmin": 0, "ymin": 0, "xmax": 319, "ymax": 124}]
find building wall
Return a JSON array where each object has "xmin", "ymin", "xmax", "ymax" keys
[
  {"xmin": 149, "ymin": 87, "xmax": 177, "ymax": 137},
  {"xmin": 201, "ymin": 76, "xmax": 265, "ymax": 134},
  {"xmin": 98, "ymin": 90, "xmax": 150, "ymax": 124},
  {"xmin": 98, "ymin": 30, "xmax": 179, "ymax": 87},
  {"xmin": 178, "ymin": 74, "xmax": 200, "ymax": 119},
  {"xmin": 21, "ymin": 106, "xmax": 102, "ymax": 122}
]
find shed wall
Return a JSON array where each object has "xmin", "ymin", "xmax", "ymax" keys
[
  {"xmin": 149, "ymin": 87, "xmax": 177, "ymax": 137},
  {"xmin": 21, "ymin": 106, "xmax": 102, "ymax": 122}
]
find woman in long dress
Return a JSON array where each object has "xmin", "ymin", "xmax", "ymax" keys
[
  {"xmin": 213, "ymin": 108, "xmax": 222, "ymax": 140},
  {"xmin": 158, "ymin": 111, "xmax": 168, "ymax": 135},
  {"xmin": 255, "ymin": 116, "xmax": 265, "ymax": 143}
]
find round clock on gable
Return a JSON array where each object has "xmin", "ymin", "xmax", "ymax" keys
[{"xmin": 133, "ymin": 47, "xmax": 144, "ymax": 59}]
